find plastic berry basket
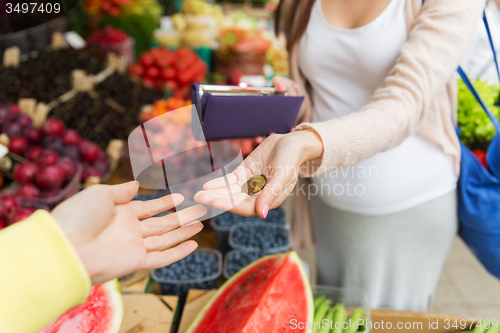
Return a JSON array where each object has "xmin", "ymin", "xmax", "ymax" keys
[
  {"xmin": 211, "ymin": 208, "xmax": 286, "ymax": 254},
  {"xmin": 228, "ymin": 222, "xmax": 291, "ymax": 254},
  {"xmin": 223, "ymin": 249, "xmax": 270, "ymax": 280},
  {"xmin": 8, "ymin": 163, "xmax": 83, "ymax": 209},
  {"xmin": 151, "ymin": 248, "xmax": 222, "ymax": 299}
]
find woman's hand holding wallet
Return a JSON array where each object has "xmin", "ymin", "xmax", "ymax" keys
[{"xmin": 195, "ymin": 77, "xmax": 323, "ymax": 218}]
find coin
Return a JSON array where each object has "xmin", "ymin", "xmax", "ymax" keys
[{"xmin": 242, "ymin": 174, "xmax": 267, "ymax": 195}]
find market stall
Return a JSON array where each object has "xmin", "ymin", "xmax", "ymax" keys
[{"xmin": 0, "ymin": 0, "xmax": 499, "ymax": 332}]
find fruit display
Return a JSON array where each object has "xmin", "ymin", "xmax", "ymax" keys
[
  {"xmin": 87, "ymin": 26, "xmax": 135, "ymax": 64},
  {"xmin": 185, "ymin": 252, "xmax": 313, "ymax": 333},
  {"xmin": 50, "ymin": 73, "xmax": 164, "ymax": 149},
  {"xmin": 211, "ymin": 208, "xmax": 285, "ymax": 254},
  {"xmin": 458, "ymin": 78, "xmax": 500, "ymax": 149},
  {"xmin": 128, "ymin": 47, "xmax": 207, "ymax": 99},
  {"xmin": 0, "ymin": 46, "xmax": 107, "ymax": 104},
  {"xmin": 151, "ymin": 248, "xmax": 222, "ymax": 302},
  {"xmin": 215, "ymin": 28, "xmax": 271, "ymax": 78},
  {"xmin": 223, "ymin": 249, "xmax": 270, "ymax": 279},
  {"xmin": 139, "ymin": 97, "xmax": 191, "ymax": 122},
  {"xmin": 312, "ymin": 296, "xmax": 367, "ymax": 333},
  {"xmin": 472, "ymin": 149, "xmax": 488, "ymax": 169},
  {"xmin": 100, "ymin": 0, "xmax": 133, "ymax": 16},
  {"xmin": 40, "ymin": 279, "xmax": 123, "ymax": 333},
  {"xmin": 0, "ymin": 194, "xmax": 46, "ymax": 230},
  {"xmin": 229, "ymin": 222, "xmax": 290, "ymax": 253}
]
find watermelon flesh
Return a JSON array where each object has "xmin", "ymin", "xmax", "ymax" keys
[
  {"xmin": 40, "ymin": 279, "xmax": 123, "ymax": 333},
  {"xmin": 186, "ymin": 251, "xmax": 313, "ymax": 333}
]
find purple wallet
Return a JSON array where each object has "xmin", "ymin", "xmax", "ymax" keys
[{"xmin": 191, "ymin": 84, "xmax": 304, "ymax": 141}]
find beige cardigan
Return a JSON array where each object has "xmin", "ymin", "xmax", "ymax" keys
[{"xmin": 288, "ymin": 0, "xmax": 486, "ymax": 250}]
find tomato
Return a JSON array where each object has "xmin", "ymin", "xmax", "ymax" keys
[
  {"xmin": 166, "ymin": 80, "xmax": 178, "ymax": 92},
  {"xmin": 146, "ymin": 66, "xmax": 160, "ymax": 79},
  {"xmin": 175, "ymin": 59, "xmax": 190, "ymax": 72},
  {"xmin": 140, "ymin": 53, "xmax": 154, "ymax": 67},
  {"xmin": 128, "ymin": 64, "xmax": 144, "ymax": 78},
  {"xmin": 155, "ymin": 56, "xmax": 170, "ymax": 68},
  {"xmin": 178, "ymin": 69, "xmax": 195, "ymax": 86},
  {"xmin": 472, "ymin": 149, "xmax": 488, "ymax": 168},
  {"xmin": 142, "ymin": 78, "xmax": 155, "ymax": 88},
  {"xmin": 161, "ymin": 67, "xmax": 176, "ymax": 81}
]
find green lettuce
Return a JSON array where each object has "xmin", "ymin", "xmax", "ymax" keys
[{"xmin": 457, "ymin": 78, "xmax": 500, "ymax": 147}]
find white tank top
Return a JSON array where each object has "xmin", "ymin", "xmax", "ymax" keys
[{"xmin": 299, "ymin": 0, "xmax": 457, "ymax": 215}]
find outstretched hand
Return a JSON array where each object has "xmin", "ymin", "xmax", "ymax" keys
[
  {"xmin": 194, "ymin": 130, "xmax": 323, "ymax": 218},
  {"xmin": 52, "ymin": 181, "xmax": 207, "ymax": 284}
]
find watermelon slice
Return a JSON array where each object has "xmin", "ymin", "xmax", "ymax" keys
[
  {"xmin": 40, "ymin": 279, "xmax": 123, "ymax": 333},
  {"xmin": 186, "ymin": 251, "xmax": 313, "ymax": 333}
]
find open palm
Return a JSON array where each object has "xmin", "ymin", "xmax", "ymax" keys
[
  {"xmin": 195, "ymin": 134, "xmax": 303, "ymax": 218},
  {"xmin": 52, "ymin": 181, "xmax": 207, "ymax": 284}
]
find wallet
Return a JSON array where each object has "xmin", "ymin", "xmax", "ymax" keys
[{"xmin": 191, "ymin": 84, "xmax": 304, "ymax": 141}]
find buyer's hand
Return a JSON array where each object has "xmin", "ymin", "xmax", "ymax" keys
[
  {"xmin": 195, "ymin": 130, "xmax": 323, "ymax": 218},
  {"xmin": 52, "ymin": 181, "xmax": 207, "ymax": 284}
]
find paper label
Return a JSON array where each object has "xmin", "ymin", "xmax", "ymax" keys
[{"xmin": 65, "ymin": 31, "xmax": 87, "ymax": 50}]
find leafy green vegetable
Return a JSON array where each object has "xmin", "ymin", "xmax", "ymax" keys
[{"xmin": 458, "ymin": 78, "xmax": 500, "ymax": 147}]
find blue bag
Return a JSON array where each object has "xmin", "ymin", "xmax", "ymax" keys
[{"xmin": 422, "ymin": 0, "xmax": 500, "ymax": 278}]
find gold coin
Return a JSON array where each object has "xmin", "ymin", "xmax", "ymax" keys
[{"xmin": 242, "ymin": 174, "xmax": 267, "ymax": 195}]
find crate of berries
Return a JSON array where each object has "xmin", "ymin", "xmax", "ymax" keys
[
  {"xmin": 228, "ymin": 222, "xmax": 291, "ymax": 254},
  {"xmin": 151, "ymin": 248, "xmax": 222, "ymax": 300},
  {"xmin": 210, "ymin": 208, "xmax": 286, "ymax": 254},
  {"xmin": 223, "ymin": 249, "xmax": 271, "ymax": 280}
]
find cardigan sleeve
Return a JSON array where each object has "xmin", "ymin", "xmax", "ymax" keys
[{"xmin": 295, "ymin": 0, "xmax": 485, "ymax": 177}]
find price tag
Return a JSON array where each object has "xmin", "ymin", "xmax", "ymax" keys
[
  {"xmin": 65, "ymin": 31, "xmax": 87, "ymax": 50},
  {"xmin": 3, "ymin": 47, "xmax": 20, "ymax": 68},
  {"xmin": 107, "ymin": 53, "xmax": 127, "ymax": 74},
  {"xmin": 71, "ymin": 70, "xmax": 94, "ymax": 92},
  {"xmin": 51, "ymin": 32, "xmax": 67, "ymax": 50},
  {"xmin": 18, "ymin": 98, "xmax": 37, "ymax": 118},
  {"xmin": 0, "ymin": 143, "xmax": 8, "ymax": 159},
  {"xmin": 34, "ymin": 103, "xmax": 50, "ymax": 128}
]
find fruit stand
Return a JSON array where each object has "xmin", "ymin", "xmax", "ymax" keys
[{"xmin": 1, "ymin": 0, "xmax": 499, "ymax": 332}]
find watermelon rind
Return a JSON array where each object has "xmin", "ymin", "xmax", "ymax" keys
[
  {"xmin": 104, "ymin": 279, "xmax": 124, "ymax": 333},
  {"xmin": 185, "ymin": 251, "xmax": 314, "ymax": 333}
]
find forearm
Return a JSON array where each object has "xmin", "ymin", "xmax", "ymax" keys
[{"xmin": 0, "ymin": 210, "xmax": 91, "ymax": 333}]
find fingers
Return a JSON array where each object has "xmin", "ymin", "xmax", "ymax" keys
[
  {"xmin": 143, "ymin": 221, "xmax": 204, "ymax": 252},
  {"xmin": 212, "ymin": 196, "xmax": 257, "ymax": 217},
  {"xmin": 131, "ymin": 193, "xmax": 184, "ymax": 219},
  {"xmin": 195, "ymin": 183, "xmax": 244, "ymax": 205},
  {"xmin": 272, "ymin": 76, "xmax": 299, "ymax": 96},
  {"xmin": 141, "ymin": 204, "xmax": 208, "ymax": 237},
  {"xmin": 109, "ymin": 181, "xmax": 139, "ymax": 204},
  {"xmin": 255, "ymin": 173, "xmax": 294, "ymax": 218},
  {"xmin": 143, "ymin": 240, "xmax": 199, "ymax": 270},
  {"xmin": 202, "ymin": 172, "xmax": 238, "ymax": 190}
]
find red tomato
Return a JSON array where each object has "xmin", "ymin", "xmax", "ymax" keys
[
  {"xmin": 146, "ymin": 67, "xmax": 160, "ymax": 79},
  {"xmin": 155, "ymin": 56, "xmax": 170, "ymax": 68},
  {"xmin": 140, "ymin": 53, "xmax": 154, "ymax": 67},
  {"xmin": 128, "ymin": 64, "xmax": 144, "ymax": 77},
  {"xmin": 178, "ymin": 69, "xmax": 195, "ymax": 86},
  {"xmin": 161, "ymin": 67, "xmax": 176, "ymax": 81},
  {"xmin": 472, "ymin": 149, "xmax": 488, "ymax": 168},
  {"xmin": 154, "ymin": 79, "xmax": 165, "ymax": 89}
]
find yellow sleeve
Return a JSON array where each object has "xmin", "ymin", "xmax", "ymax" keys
[{"xmin": 0, "ymin": 210, "xmax": 91, "ymax": 333}]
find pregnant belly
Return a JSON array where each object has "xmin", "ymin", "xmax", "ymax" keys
[{"xmin": 309, "ymin": 135, "xmax": 457, "ymax": 215}]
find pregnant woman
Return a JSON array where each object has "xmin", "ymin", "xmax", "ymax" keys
[{"xmin": 196, "ymin": 0, "xmax": 485, "ymax": 310}]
